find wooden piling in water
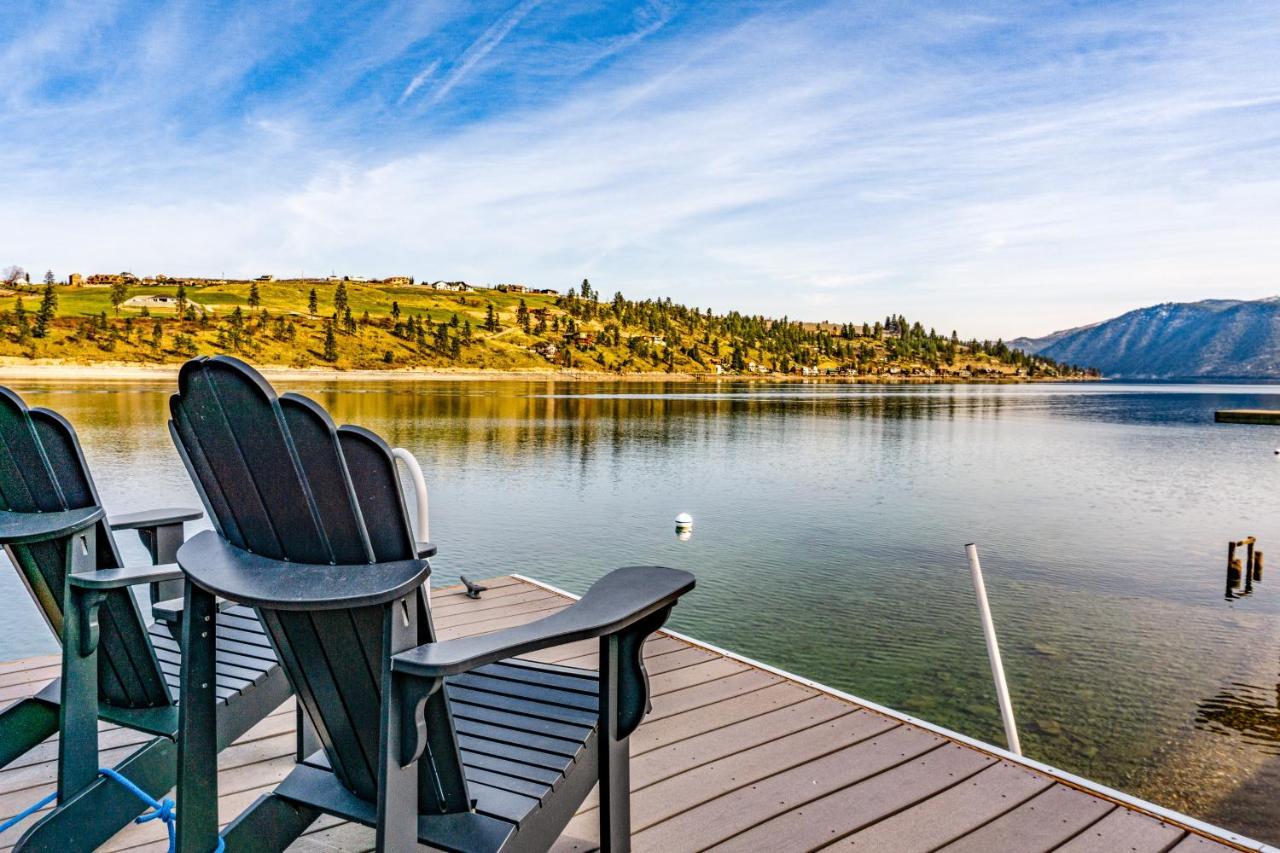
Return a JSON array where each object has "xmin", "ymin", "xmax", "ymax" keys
[
  {"xmin": 1245, "ymin": 539, "xmax": 1256, "ymax": 593},
  {"xmin": 1228, "ymin": 541, "xmax": 1240, "ymax": 587},
  {"xmin": 1254, "ymin": 550, "xmax": 1264, "ymax": 581}
]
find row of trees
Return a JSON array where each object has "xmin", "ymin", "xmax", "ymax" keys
[{"xmin": 0, "ymin": 273, "xmax": 1092, "ymax": 376}]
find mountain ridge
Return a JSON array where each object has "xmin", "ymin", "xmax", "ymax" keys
[{"xmin": 1013, "ymin": 297, "xmax": 1280, "ymax": 378}]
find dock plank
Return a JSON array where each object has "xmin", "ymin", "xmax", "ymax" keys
[
  {"xmin": 633, "ymin": 724, "xmax": 949, "ymax": 851},
  {"xmin": 707, "ymin": 742, "xmax": 994, "ymax": 852},
  {"xmin": 0, "ymin": 576, "xmax": 1251, "ymax": 852},
  {"xmin": 936, "ymin": 783, "xmax": 1116, "ymax": 853},
  {"xmin": 830, "ymin": 760, "xmax": 1054, "ymax": 850},
  {"xmin": 1054, "ymin": 807, "xmax": 1188, "ymax": 852}
]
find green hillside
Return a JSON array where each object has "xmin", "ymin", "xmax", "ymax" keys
[{"xmin": 0, "ymin": 276, "xmax": 1092, "ymax": 378}]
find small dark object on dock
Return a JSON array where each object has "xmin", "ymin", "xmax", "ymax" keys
[
  {"xmin": 460, "ymin": 575, "xmax": 488, "ymax": 599},
  {"xmin": 1215, "ymin": 409, "xmax": 1280, "ymax": 425}
]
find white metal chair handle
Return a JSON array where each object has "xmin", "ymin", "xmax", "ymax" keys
[
  {"xmin": 391, "ymin": 448, "xmax": 430, "ymax": 544},
  {"xmin": 392, "ymin": 448, "xmax": 431, "ymax": 603}
]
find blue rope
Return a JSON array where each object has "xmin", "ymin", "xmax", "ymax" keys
[
  {"xmin": 97, "ymin": 767, "xmax": 179, "ymax": 852},
  {"xmin": 0, "ymin": 790, "xmax": 57, "ymax": 834},
  {"xmin": 0, "ymin": 768, "xmax": 224, "ymax": 853}
]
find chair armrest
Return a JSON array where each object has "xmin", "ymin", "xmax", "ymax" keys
[
  {"xmin": 416, "ymin": 541, "xmax": 437, "ymax": 559},
  {"xmin": 152, "ymin": 595, "xmax": 241, "ymax": 623},
  {"xmin": 392, "ymin": 566, "xmax": 695, "ymax": 678},
  {"xmin": 108, "ymin": 507, "xmax": 202, "ymax": 531},
  {"xmin": 0, "ymin": 506, "xmax": 103, "ymax": 545},
  {"xmin": 68, "ymin": 563, "xmax": 185, "ymax": 591}
]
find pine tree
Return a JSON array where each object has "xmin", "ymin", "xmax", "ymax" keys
[
  {"xmin": 391, "ymin": 301, "xmax": 401, "ymax": 322},
  {"xmin": 517, "ymin": 299, "xmax": 530, "ymax": 332},
  {"xmin": 484, "ymin": 303, "xmax": 499, "ymax": 332},
  {"xmin": 15, "ymin": 298, "xmax": 30, "ymax": 343},
  {"xmin": 176, "ymin": 283, "xmax": 188, "ymax": 315},
  {"xmin": 33, "ymin": 283, "xmax": 57, "ymax": 339},
  {"xmin": 308, "ymin": 288, "xmax": 318, "ymax": 316},
  {"xmin": 43, "ymin": 270, "xmax": 55, "ymax": 286},
  {"xmin": 248, "ymin": 281, "xmax": 261, "ymax": 308},
  {"xmin": 333, "ymin": 282, "xmax": 349, "ymax": 315},
  {"xmin": 151, "ymin": 320, "xmax": 163, "ymax": 349},
  {"xmin": 323, "ymin": 318, "xmax": 338, "ymax": 361}
]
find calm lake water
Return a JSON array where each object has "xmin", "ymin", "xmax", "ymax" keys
[{"xmin": 3, "ymin": 378, "xmax": 1280, "ymax": 841}]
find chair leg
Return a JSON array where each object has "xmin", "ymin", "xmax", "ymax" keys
[
  {"xmin": 176, "ymin": 583, "xmax": 220, "ymax": 853},
  {"xmin": 296, "ymin": 704, "xmax": 319, "ymax": 762},
  {"xmin": 0, "ymin": 697, "xmax": 58, "ymax": 770},
  {"xmin": 599, "ymin": 635, "xmax": 632, "ymax": 853},
  {"xmin": 376, "ymin": 597, "xmax": 421, "ymax": 853}
]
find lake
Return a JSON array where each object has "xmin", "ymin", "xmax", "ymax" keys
[{"xmin": 3, "ymin": 377, "xmax": 1280, "ymax": 842}]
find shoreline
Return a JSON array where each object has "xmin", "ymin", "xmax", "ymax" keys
[{"xmin": 0, "ymin": 358, "xmax": 1087, "ymax": 384}]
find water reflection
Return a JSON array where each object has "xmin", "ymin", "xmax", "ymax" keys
[{"xmin": 1198, "ymin": 680, "xmax": 1280, "ymax": 755}]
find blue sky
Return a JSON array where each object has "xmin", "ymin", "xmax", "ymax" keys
[{"xmin": 2, "ymin": 0, "xmax": 1277, "ymax": 338}]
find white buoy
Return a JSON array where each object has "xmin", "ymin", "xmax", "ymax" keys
[{"xmin": 674, "ymin": 512, "xmax": 693, "ymax": 529}]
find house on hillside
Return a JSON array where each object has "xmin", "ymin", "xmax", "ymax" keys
[
  {"xmin": 530, "ymin": 341, "xmax": 558, "ymax": 360},
  {"xmin": 428, "ymin": 281, "xmax": 472, "ymax": 292},
  {"xmin": 530, "ymin": 288, "xmax": 558, "ymax": 295},
  {"xmin": 86, "ymin": 272, "xmax": 138, "ymax": 286},
  {"xmin": 68, "ymin": 273, "xmax": 83, "ymax": 287},
  {"xmin": 381, "ymin": 276, "xmax": 413, "ymax": 286},
  {"xmin": 122, "ymin": 294, "xmax": 214, "ymax": 314},
  {"xmin": 256, "ymin": 274, "xmax": 274, "ymax": 282},
  {"xmin": 496, "ymin": 283, "xmax": 528, "ymax": 293}
]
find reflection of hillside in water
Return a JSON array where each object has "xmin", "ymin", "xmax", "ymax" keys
[
  {"xmin": 303, "ymin": 381, "xmax": 1011, "ymax": 457},
  {"xmin": 1197, "ymin": 680, "xmax": 1280, "ymax": 755},
  {"xmin": 3, "ymin": 381, "xmax": 1012, "ymax": 477}
]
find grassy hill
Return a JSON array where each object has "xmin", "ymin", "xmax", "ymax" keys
[{"xmin": 0, "ymin": 277, "xmax": 1091, "ymax": 379}]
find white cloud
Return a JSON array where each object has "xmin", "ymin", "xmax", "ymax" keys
[
  {"xmin": 3, "ymin": 1, "xmax": 1279, "ymax": 339},
  {"xmin": 399, "ymin": 58, "xmax": 442, "ymax": 104}
]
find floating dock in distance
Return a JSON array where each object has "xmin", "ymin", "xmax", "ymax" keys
[
  {"xmin": 1216, "ymin": 410, "xmax": 1280, "ymax": 425},
  {"xmin": 1, "ymin": 575, "xmax": 1271, "ymax": 851}
]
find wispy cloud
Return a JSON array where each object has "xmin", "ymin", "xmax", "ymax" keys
[
  {"xmin": 2, "ymin": 0, "xmax": 1279, "ymax": 338},
  {"xmin": 409, "ymin": 0, "xmax": 546, "ymax": 108},
  {"xmin": 399, "ymin": 58, "xmax": 441, "ymax": 104}
]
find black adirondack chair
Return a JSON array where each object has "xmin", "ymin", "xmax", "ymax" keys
[
  {"xmin": 0, "ymin": 386, "xmax": 291, "ymax": 852},
  {"xmin": 167, "ymin": 355, "xmax": 695, "ymax": 852}
]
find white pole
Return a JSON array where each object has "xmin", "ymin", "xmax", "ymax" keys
[{"xmin": 965, "ymin": 543, "xmax": 1022, "ymax": 755}]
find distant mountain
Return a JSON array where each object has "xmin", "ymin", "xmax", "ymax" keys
[{"xmin": 1012, "ymin": 298, "xmax": 1280, "ymax": 379}]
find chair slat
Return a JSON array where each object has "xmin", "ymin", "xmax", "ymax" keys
[{"xmin": 444, "ymin": 684, "xmax": 598, "ymax": 727}]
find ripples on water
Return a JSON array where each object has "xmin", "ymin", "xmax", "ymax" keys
[{"xmin": 2, "ymin": 379, "xmax": 1280, "ymax": 841}]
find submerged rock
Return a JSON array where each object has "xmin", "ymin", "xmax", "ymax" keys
[{"xmin": 1033, "ymin": 718, "xmax": 1063, "ymax": 736}]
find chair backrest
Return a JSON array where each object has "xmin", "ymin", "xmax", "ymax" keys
[
  {"xmin": 168, "ymin": 356, "xmax": 455, "ymax": 806},
  {"xmin": 0, "ymin": 387, "xmax": 171, "ymax": 709}
]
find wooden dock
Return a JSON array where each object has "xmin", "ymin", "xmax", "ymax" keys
[
  {"xmin": 0, "ymin": 575, "xmax": 1271, "ymax": 852},
  {"xmin": 1216, "ymin": 410, "xmax": 1280, "ymax": 425}
]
